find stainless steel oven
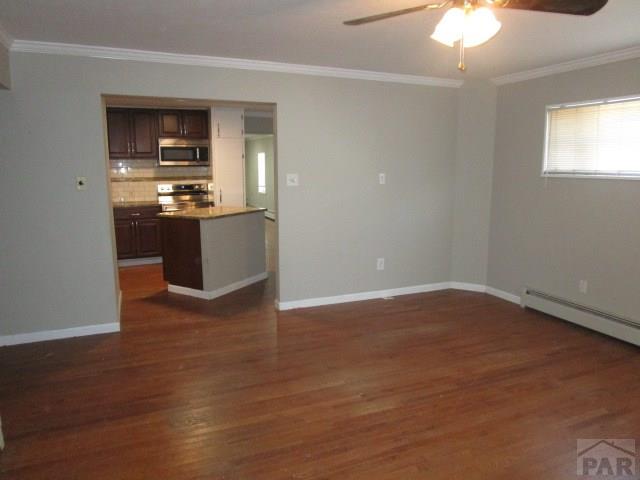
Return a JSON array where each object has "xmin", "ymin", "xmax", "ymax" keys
[
  {"xmin": 157, "ymin": 183, "xmax": 215, "ymax": 211},
  {"xmin": 158, "ymin": 139, "xmax": 210, "ymax": 166}
]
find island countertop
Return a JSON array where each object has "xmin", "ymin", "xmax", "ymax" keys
[{"xmin": 157, "ymin": 206, "xmax": 266, "ymax": 220}]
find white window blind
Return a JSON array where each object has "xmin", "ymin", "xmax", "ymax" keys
[
  {"xmin": 257, "ymin": 152, "xmax": 266, "ymax": 194},
  {"xmin": 544, "ymin": 96, "xmax": 640, "ymax": 178}
]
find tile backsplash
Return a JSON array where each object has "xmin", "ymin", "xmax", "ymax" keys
[{"xmin": 110, "ymin": 160, "xmax": 212, "ymax": 203}]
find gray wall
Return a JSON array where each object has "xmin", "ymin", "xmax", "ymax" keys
[
  {"xmin": 450, "ymin": 79, "xmax": 496, "ymax": 285},
  {"xmin": 488, "ymin": 58, "xmax": 640, "ymax": 321},
  {"xmin": 245, "ymin": 135, "xmax": 276, "ymax": 214},
  {"xmin": 0, "ymin": 45, "xmax": 10, "ymax": 89},
  {"xmin": 0, "ymin": 51, "xmax": 458, "ymax": 336}
]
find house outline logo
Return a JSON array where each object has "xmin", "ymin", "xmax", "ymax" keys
[{"xmin": 577, "ymin": 439, "xmax": 637, "ymax": 477}]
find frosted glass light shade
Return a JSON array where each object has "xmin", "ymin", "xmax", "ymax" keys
[
  {"xmin": 430, "ymin": 7, "xmax": 464, "ymax": 47},
  {"xmin": 463, "ymin": 8, "xmax": 502, "ymax": 47},
  {"xmin": 430, "ymin": 7, "xmax": 501, "ymax": 48}
]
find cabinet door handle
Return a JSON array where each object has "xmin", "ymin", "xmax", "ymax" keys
[
  {"xmin": 131, "ymin": 213, "xmax": 141, "ymax": 216},
  {"xmin": 196, "ymin": 147, "xmax": 200, "ymax": 160},
  {"xmin": 219, "ymin": 189, "xmax": 222, "ymax": 204},
  {"xmin": 217, "ymin": 122, "xmax": 220, "ymax": 137}
]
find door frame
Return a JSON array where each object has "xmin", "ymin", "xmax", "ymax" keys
[{"xmin": 101, "ymin": 94, "xmax": 280, "ymax": 317}]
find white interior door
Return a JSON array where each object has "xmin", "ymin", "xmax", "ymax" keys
[{"xmin": 215, "ymin": 138, "xmax": 245, "ymax": 207}]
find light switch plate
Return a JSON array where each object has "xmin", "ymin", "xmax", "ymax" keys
[
  {"xmin": 286, "ymin": 173, "xmax": 299, "ymax": 187},
  {"xmin": 76, "ymin": 176, "xmax": 87, "ymax": 191},
  {"xmin": 379, "ymin": 173, "xmax": 386, "ymax": 185}
]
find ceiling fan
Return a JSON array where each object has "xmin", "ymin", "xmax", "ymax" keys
[{"xmin": 344, "ymin": 0, "xmax": 609, "ymax": 71}]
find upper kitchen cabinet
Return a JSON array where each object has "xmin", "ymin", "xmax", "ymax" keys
[
  {"xmin": 213, "ymin": 107, "xmax": 244, "ymax": 139},
  {"xmin": 106, "ymin": 108, "xmax": 158, "ymax": 160},
  {"xmin": 106, "ymin": 109, "xmax": 132, "ymax": 159},
  {"xmin": 158, "ymin": 110, "xmax": 209, "ymax": 139},
  {"xmin": 130, "ymin": 110, "xmax": 158, "ymax": 157},
  {"xmin": 182, "ymin": 111, "xmax": 209, "ymax": 139}
]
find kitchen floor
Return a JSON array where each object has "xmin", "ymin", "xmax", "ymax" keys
[{"xmin": 120, "ymin": 217, "xmax": 276, "ymax": 301}]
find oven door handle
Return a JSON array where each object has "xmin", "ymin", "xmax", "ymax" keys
[{"xmin": 196, "ymin": 147, "xmax": 200, "ymax": 160}]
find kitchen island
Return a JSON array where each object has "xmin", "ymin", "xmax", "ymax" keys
[{"xmin": 158, "ymin": 206, "xmax": 267, "ymax": 299}]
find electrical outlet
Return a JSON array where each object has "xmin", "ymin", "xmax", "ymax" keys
[
  {"xmin": 377, "ymin": 258, "xmax": 385, "ymax": 271},
  {"xmin": 286, "ymin": 173, "xmax": 299, "ymax": 187},
  {"xmin": 379, "ymin": 173, "xmax": 386, "ymax": 185},
  {"xmin": 579, "ymin": 280, "xmax": 588, "ymax": 294},
  {"xmin": 76, "ymin": 176, "xmax": 87, "ymax": 191}
]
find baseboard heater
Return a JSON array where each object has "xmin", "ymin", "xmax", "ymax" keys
[{"xmin": 522, "ymin": 288, "xmax": 640, "ymax": 347}]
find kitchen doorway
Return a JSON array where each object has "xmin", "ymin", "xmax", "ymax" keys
[{"xmin": 101, "ymin": 95, "xmax": 279, "ymax": 320}]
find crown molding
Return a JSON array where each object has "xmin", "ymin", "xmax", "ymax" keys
[
  {"xmin": 0, "ymin": 21, "xmax": 13, "ymax": 49},
  {"xmin": 10, "ymin": 40, "xmax": 464, "ymax": 88},
  {"xmin": 492, "ymin": 45, "xmax": 640, "ymax": 86}
]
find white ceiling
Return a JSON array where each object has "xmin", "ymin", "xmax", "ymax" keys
[{"xmin": 0, "ymin": 0, "xmax": 639, "ymax": 80}]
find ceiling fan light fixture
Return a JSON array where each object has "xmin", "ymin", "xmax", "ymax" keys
[
  {"xmin": 430, "ymin": 6, "xmax": 501, "ymax": 48},
  {"xmin": 464, "ymin": 7, "xmax": 502, "ymax": 47},
  {"xmin": 430, "ymin": 7, "xmax": 464, "ymax": 47}
]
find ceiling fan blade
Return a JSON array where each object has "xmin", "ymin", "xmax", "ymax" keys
[
  {"xmin": 343, "ymin": 2, "xmax": 448, "ymax": 26},
  {"xmin": 494, "ymin": 0, "xmax": 608, "ymax": 16}
]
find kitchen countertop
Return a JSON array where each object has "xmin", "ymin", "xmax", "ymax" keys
[
  {"xmin": 157, "ymin": 206, "xmax": 266, "ymax": 220},
  {"xmin": 113, "ymin": 201, "xmax": 161, "ymax": 208}
]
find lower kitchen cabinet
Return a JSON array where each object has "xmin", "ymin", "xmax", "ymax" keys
[
  {"xmin": 114, "ymin": 220, "xmax": 137, "ymax": 259},
  {"xmin": 113, "ymin": 206, "xmax": 162, "ymax": 259},
  {"xmin": 135, "ymin": 218, "xmax": 162, "ymax": 257}
]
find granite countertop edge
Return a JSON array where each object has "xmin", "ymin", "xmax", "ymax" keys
[
  {"xmin": 112, "ymin": 201, "xmax": 162, "ymax": 208},
  {"xmin": 157, "ymin": 206, "xmax": 266, "ymax": 220}
]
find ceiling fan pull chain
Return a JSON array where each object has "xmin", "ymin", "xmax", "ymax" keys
[{"xmin": 458, "ymin": 32, "xmax": 466, "ymax": 71}]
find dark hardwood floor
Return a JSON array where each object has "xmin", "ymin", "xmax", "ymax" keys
[{"xmin": 1, "ymin": 266, "xmax": 639, "ymax": 479}]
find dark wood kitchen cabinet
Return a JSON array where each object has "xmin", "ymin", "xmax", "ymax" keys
[
  {"xmin": 135, "ymin": 218, "xmax": 163, "ymax": 257},
  {"xmin": 107, "ymin": 108, "xmax": 158, "ymax": 160},
  {"xmin": 158, "ymin": 110, "xmax": 209, "ymax": 139},
  {"xmin": 160, "ymin": 217, "xmax": 203, "ymax": 289},
  {"xmin": 113, "ymin": 206, "xmax": 162, "ymax": 259},
  {"xmin": 114, "ymin": 220, "xmax": 137, "ymax": 259}
]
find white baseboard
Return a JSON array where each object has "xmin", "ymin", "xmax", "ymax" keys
[
  {"xmin": 118, "ymin": 257, "xmax": 162, "ymax": 267},
  {"xmin": 0, "ymin": 322, "xmax": 120, "ymax": 347},
  {"xmin": 276, "ymin": 281, "xmax": 522, "ymax": 311},
  {"xmin": 168, "ymin": 272, "xmax": 268, "ymax": 300},
  {"xmin": 449, "ymin": 282, "xmax": 487, "ymax": 293},
  {"xmin": 449, "ymin": 282, "xmax": 521, "ymax": 305},
  {"xmin": 277, "ymin": 282, "xmax": 451, "ymax": 311},
  {"xmin": 0, "ymin": 280, "xmax": 519, "ymax": 346},
  {"xmin": 486, "ymin": 286, "xmax": 521, "ymax": 305}
]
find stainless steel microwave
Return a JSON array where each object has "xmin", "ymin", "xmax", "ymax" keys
[{"xmin": 158, "ymin": 138, "xmax": 210, "ymax": 166}]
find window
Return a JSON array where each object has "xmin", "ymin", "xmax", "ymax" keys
[
  {"xmin": 257, "ymin": 152, "xmax": 266, "ymax": 194},
  {"xmin": 544, "ymin": 95, "xmax": 640, "ymax": 178}
]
